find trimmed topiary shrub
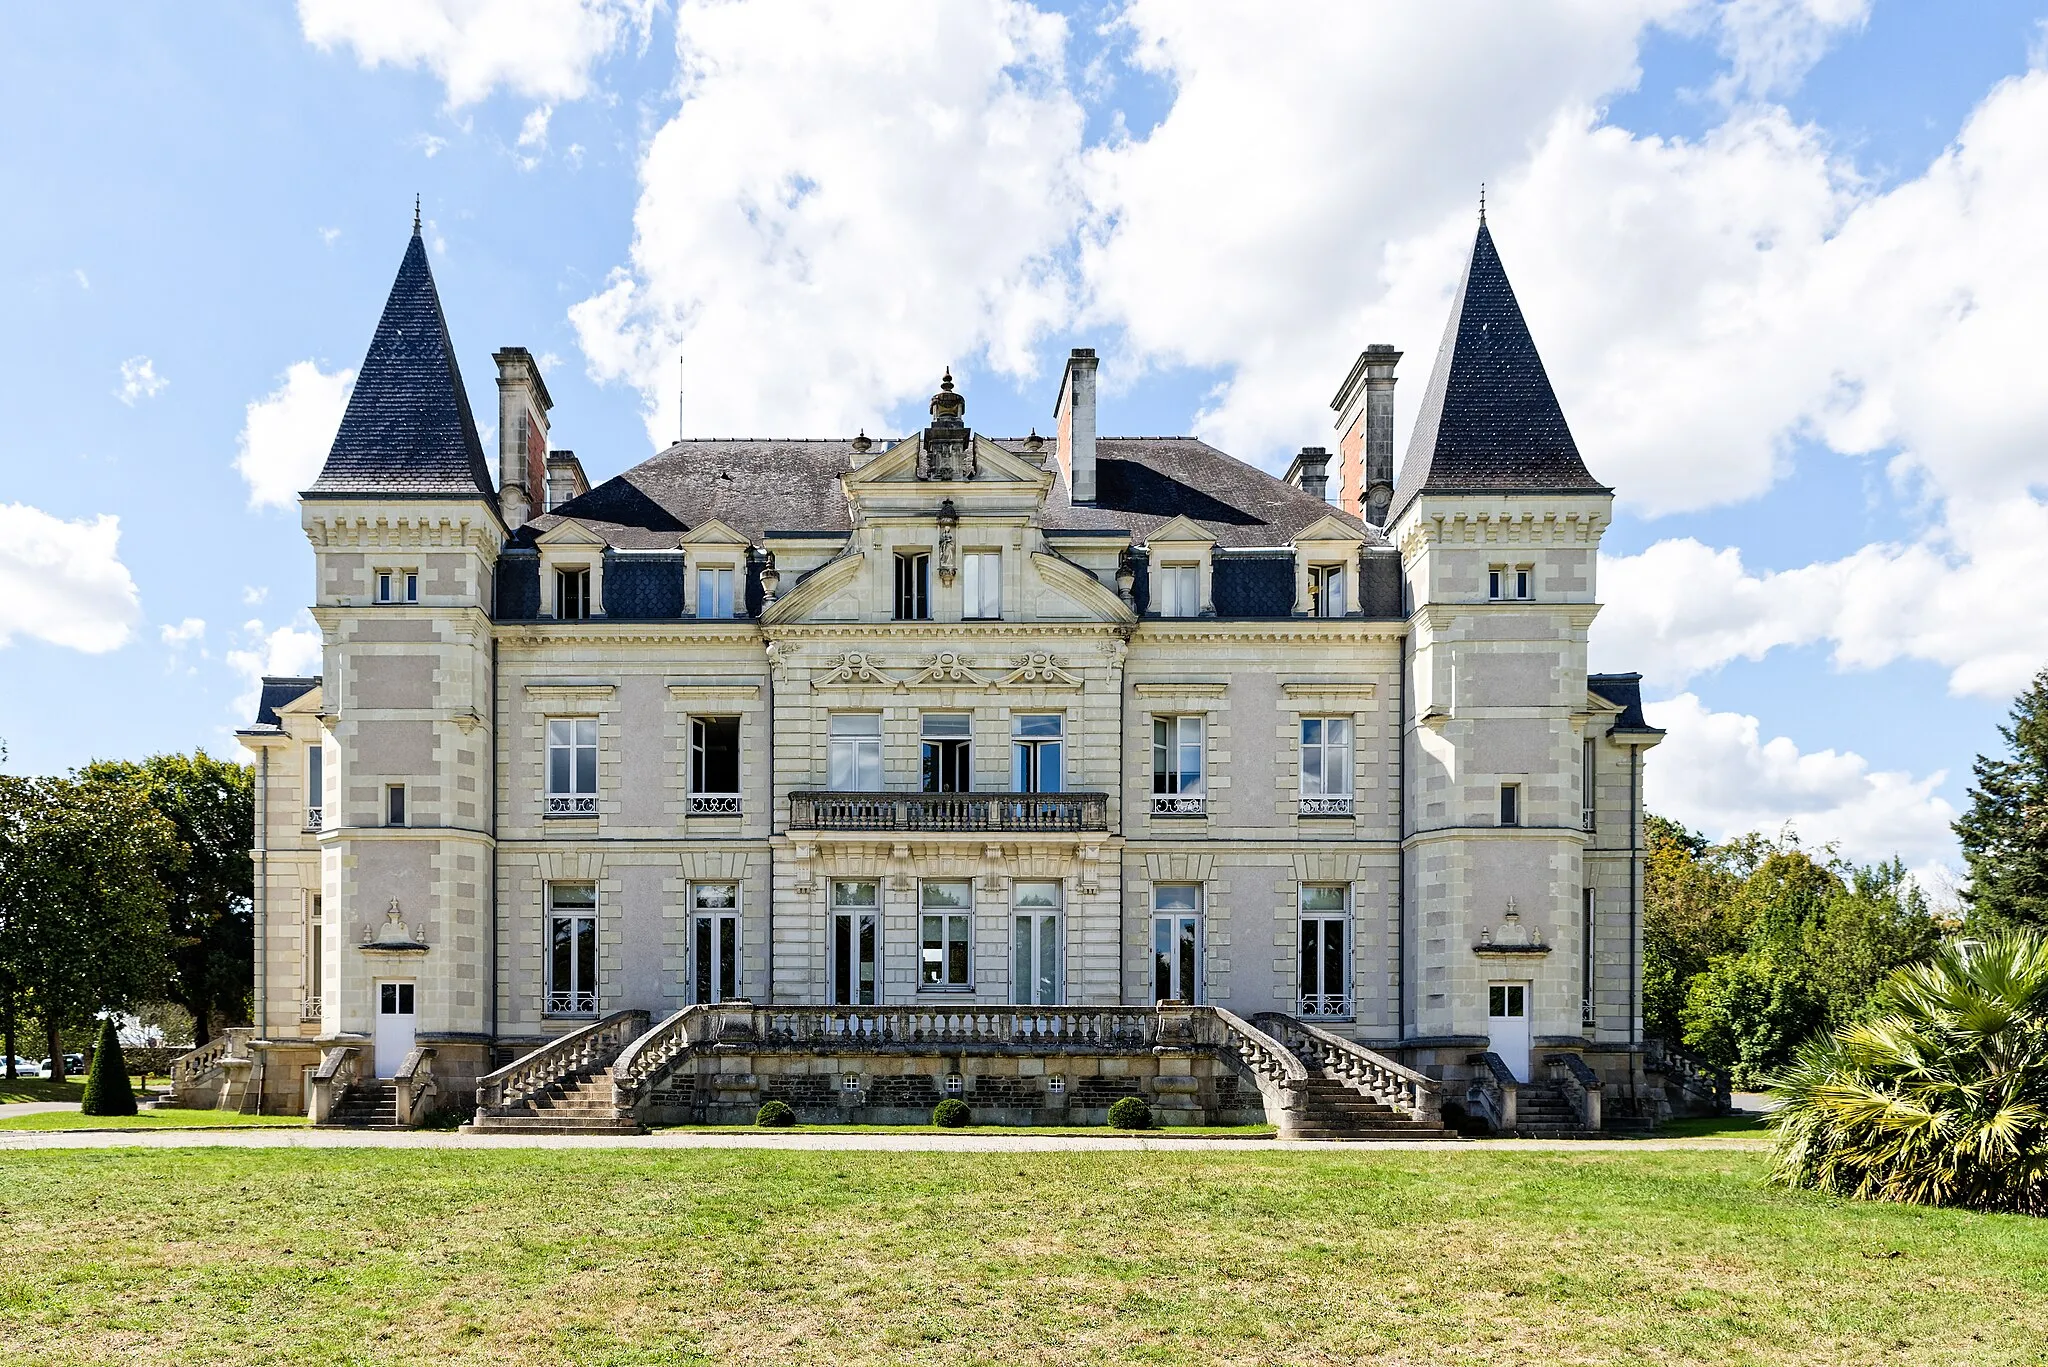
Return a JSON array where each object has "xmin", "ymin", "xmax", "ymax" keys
[
  {"xmin": 1107, "ymin": 1096, "xmax": 1151, "ymax": 1131},
  {"xmin": 755, "ymin": 1099, "xmax": 796, "ymax": 1128},
  {"xmin": 932, "ymin": 1097, "xmax": 971, "ymax": 1128},
  {"xmin": 80, "ymin": 1018, "xmax": 137, "ymax": 1118}
]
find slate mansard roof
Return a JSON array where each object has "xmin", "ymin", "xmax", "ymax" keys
[
  {"xmin": 245, "ymin": 676, "xmax": 320, "ymax": 732},
  {"xmin": 519, "ymin": 436, "xmax": 1381, "ymax": 553},
  {"xmin": 1587, "ymin": 673, "xmax": 1665, "ymax": 736},
  {"xmin": 1389, "ymin": 220, "xmax": 1608, "ymax": 523},
  {"xmin": 306, "ymin": 227, "xmax": 497, "ymax": 501}
]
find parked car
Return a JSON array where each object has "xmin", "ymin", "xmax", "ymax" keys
[
  {"xmin": 4, "ymin": 1055, "xmax": 39, "ymax": 1077},
  {"xmin": 34, "ymin": 1054, "xmax": 85, "ymax": 1078}
]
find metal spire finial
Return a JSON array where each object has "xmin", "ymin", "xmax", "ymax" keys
[
  {"xmin": 413, "ymin": 194, "xmax": 422, "ymax": 235},
  {"xmin": 1478, "ymin": 183, "xmax": 1486, "ymax": 225}
]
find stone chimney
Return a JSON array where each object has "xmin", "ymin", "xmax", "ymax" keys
[
  {"xmin": 1284, "ymin": 447, "xmax": 1331, "ymax": 502},
  {"xmin": 494, "ymin": 348, "xmax": 553, "ymax": 529},
  {"xmin": 1331, "ymin": 343, "xmax": 1401, "ymax": 525},
  {"xmin": 1053, "ymin": 347, "xmax": 1098, "ymax": 504},
  {"xmin": 544, "ymin": 451, "xmax": 589, "ymax": 513}
]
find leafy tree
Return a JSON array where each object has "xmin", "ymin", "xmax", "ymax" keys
[
  {"xmin": 82, "ymin": 753, "xmax": 254, "ymax": 1042},
  {"xmin": 1954, "ymin": 667, "xmax": 2048, "ymax": 930},
  {"xmin": 1769, "ymin": 933, "xmax": 2048, "ymax": 1213},
  {"xmin": 79, "ymin": 1016, "xmax": 136, "ymax": 1117},
  {"xmin": 0, "ymin": 774, "xmax": 178, "ymax": 1078},
  {"xmin": 1681, "ymin": 950, "xmax": 1825, "ymax": 1087},
  {"xmin": 1643, "ymin": 815, "xmax": 1741, "ymax": 1042}
]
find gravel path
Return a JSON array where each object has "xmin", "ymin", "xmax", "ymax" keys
[
  {"xmin": 0, "ymin": 1102, "xmax": 76, "ymax": 1118},
  {"xmin": 0, "ymin": 1127, "xmax": 1771, "ymax": 1154}
]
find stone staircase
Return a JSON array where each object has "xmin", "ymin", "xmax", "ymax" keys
[
  {"xmin": 1497, "ymin": 1079, "xmax": 1602, "ymax": 1139},
  {"xmin": 1294, "ymin": 1069, "xmax": 1459, "ymax": 1141},
  {"xmin": 466, "ymin": 1066, "xmax": 642, "ymax": 1135},
  {"xmin": 315, "ymin": 1080, "xmax": 400, "ymax": 1130}
]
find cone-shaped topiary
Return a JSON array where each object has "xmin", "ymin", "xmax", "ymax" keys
[
  {"xmin": 80, "ymin": 1017, "xmax": 137, "ymax": 1117},
  {"xmin": 1108, "ymin": 1096, "xmax": 1151, "ymax": 1130},
  {"xmin": 932, "ymin": 1097, "xmax": 970, "ymax": 1128},
  {"xmin": 755, "ymin": 1099, "xmax": 796, "ymax": 1128}
]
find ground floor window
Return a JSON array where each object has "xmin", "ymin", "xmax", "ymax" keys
[
  {"xmin": 1298, "ymin": 884, "xmax": 1350, "ymax": 1018},
  {"xmin": 547, "ymin": 882, "xmax": 597, "ymax": 1015},
  {"xmin": 1152, "ymin": 884, "xmax": 1202, "ymax": 1003},
  {"xmin": 830, "ymin": 879, "xmax": 879, "ymax": 1006},
  {"xmin": 692, "ymin": 882, "xmax": 740, "ymax": 1004},
  {"xmin": 920, "ymin": 880, "xmax": 972, "ymax": 989},
  {"xmin": 1012, "ymin": 881, "xmax": 1061, "ymax": 1005}
]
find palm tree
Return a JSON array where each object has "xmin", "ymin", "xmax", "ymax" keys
[{"xmin": 1767, "ymin": 933, "xmax": 2048, "ymax": 1214}]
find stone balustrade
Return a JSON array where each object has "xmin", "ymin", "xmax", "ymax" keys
[
  {"xmin": 474, "ymin": 1008, "xmax": 650, "ymax": 1119},
  {"xmin": 1545, "ymin": 1052, "xmax": 1603, "ymax": 1131},
  {"xmin": 1466, "ymin": 1051, "xmax": 1519, "ymax": 1131},
  {"xmin": 306, "ymin": 1044, "xmax": 361, "ymax": 1125},
  {"xmin": 1645, "ymin": 1037, "xmax": 1731, "ymax": 1115},
  {"xmin": 788, "ymin": 790, "xmax": 1109, "ymax": 833},
  {"xmin": 1257, "ymin": 1012, "xmax": 1440, "ymax": 1124},
  {"xmin": 393, "ymin": 1046, "xmax": 438, "ymax": 1127}
]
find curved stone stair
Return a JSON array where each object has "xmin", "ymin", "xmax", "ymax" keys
[
  {"xmin": 1293, "ymin": 1072, "xmax": 1459, "ymax": 1142},
  {"xmin": 465, "ymin": 1066, "xmax": 642, "ymax": 1135}
]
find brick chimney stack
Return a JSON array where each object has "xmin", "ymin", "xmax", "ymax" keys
[
  {"xmin": 494, "ymin": 348, "xmax": 552, "ymax": 530},
  {"xmin": 1054, "ymin": 347, "xmax": 1098, "ymax": 504},
  {"xmin": 1331, "ymin": 343, "xmax": 1401, "ymax": 525}
]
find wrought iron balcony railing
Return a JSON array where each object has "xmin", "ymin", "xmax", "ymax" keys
[
  {"xmin": 304, "ymin": 806, "xmax": 323, "ymax": 832},
  {"xmin": 789, "ymin": 790, "xmax": 1109, "ymax": 833},
  {"xmin": 688, "ymin": 793, "xmax": 742, "ymax": 817},
  {"xmin": 546, "ymin": 794, "xmax": 598, "ymax": 817},
  {"xmin": 1297, "ymin": 992, "xmax": 1353, "ymax": 1020},
  {"xmin": 1298, "ymin": 794, "xmax": 1353, "ymax": 817},
  {"xmin": 1151, "ymin": 793, "xmax": 1206, "ymax": 816}
]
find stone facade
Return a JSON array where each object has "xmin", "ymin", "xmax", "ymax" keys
[{"xmin": 236, "ymin": 216, "xmax": 1665, "ymax": 1123}]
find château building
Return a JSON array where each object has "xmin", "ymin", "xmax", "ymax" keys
[{"xmin": 214, "ymin": 211, "xmax": 1711, "ymax": 1136}]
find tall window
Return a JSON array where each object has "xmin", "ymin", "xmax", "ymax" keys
[
  {"xmin": 1582, "ymin": 886, "xmax": 1597, "ymax": 1026},
  {"xmin": 963, "ymin": 550, "xmax": 1001, "ymax": 619},
  {"xmin": 1151, "ymin": 716, "xmax": 1205, "ymax": 814},
  {"xmin": 829, "ymin": 713, "xmax": 883, "ymax": 791},
  {"xmin": 385, "ymin": 784, "xmax": 407, "ymax": 827},
  {"xmin": 1499, "ymin": 782, "xmax": 1520, "ymax": 827},
  {"xmin": 547, "ymin": 883, "xmax": 598, "ymax": 1015},
  {"xmin": 1011, "ymin": 714, "xmax": 1063, "ymax": 792},
  {"xmin": 1158, "ymin": 563, "xmax": 1199, "ymax": 618},
  {"xmin": 894, "ymin": 551, "xmax": 930, "ymax": 620},
  {"xmin": 691, "ymin": 883, "xmax": 740, "ymax": 1005},
  {"xmin": 1309, "ymin": 563, "xmax": 1347, "ymax": 618},
  {"xmin": 1581, "ymin": 737, "xmax": 1597, "ymax": 832},
  {"xmin": 547, "ymin": 718, "xmax": 598, "ymax": 816},
  {"xmin": 305, "ymin": 743, "xmax": 324, "ymax": 831},
  {"xmin": 920, "ymin": 714, "xmax": 972, "ymax": 793},
  {"xmin": 919, "ymin": 880, "xmax": 972, "ymax": 990},
  {"xmin": 555, "ymin": 566, "xmax": 591, "ymax": 620},
  {"xmin": 1299, "ymin": 885, "xmax": 1350, "ymax": 1018},
  {"xmin": 376, "ymin": 569, "xmax": 419, "ymax": 604},
  {"xmin": 1012, "ymin": 881, "xmax": 1061, "ymax": 1006},
  {"xmin": 830, "ymin": 879, "xmax": 879, "ymax": 1005},
  {"xmin": 690, "ymin": 717, "xmax": 741, "ymax": 815},
  {"xmin": 1299, "ymin": 717, "xmax": 1353, "ymax": 816},
  {"xmin": 696, "ymin": 566, "xmax": 736, "ymax": 619},
  {"xmin": 305, "ymin": 894, "xmax": 324, "ymax": 1019},
  {"xmin": 1152, "ymin": 884, "xmax": 1201, "ymax": 1003}
]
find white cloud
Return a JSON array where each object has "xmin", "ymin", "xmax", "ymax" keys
[
  {"xmin": 299, "ymin": 0, "xmax": 655, "ymax": 108},
  {"xmin": 235, "ymin": 361, "xmax": 356, "ymax": 511},
  {"xmin": 73, "ymin": 269, "xmax": 89, "ymax": 290},
  {"xmin": 515, "ymin": 103, "xmax": 551, "ymax": 169},
  {"xmin": 571, "ymin": 0, "xmax": 1085, "ymax": 446},
  {"xmin": 1644, "ymin": 693, "xmax": 1957, "ymax": 870},
  {"xmin": 319, "ymin": 226, "xmax": 342, "ymax": 246},
  {"xmin": 0, "ymin": 504, "xmax": 141, "ymax": 654},
  {"xmin": 416, "ymin": 133, "xmax": 449, "ymax": 158},
  {"xmin": 242, "ymin": 585, "xmax": 270, "ymax": 606},
  {"xmin": 1706, "ymin": 0, "xmax": 1871, "ymax": 104},
  {"xmin": 226, "ymin": 616, "xmax": 325, "ymax": 722},
  {"xmin": 159, "ymin": 618, "xmax": 206, "ymax": 648},
  {"xmin": 117, "ymin": 356, "xmax": 168, "ymax": 405}
]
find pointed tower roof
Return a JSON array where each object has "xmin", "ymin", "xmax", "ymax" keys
[
  {"xmin": 306, "ymin": 223, "xmax": 495, "ymax": 501},
  {"xmin": 1388, "ymin": 220, "xmax": 1605, "ymax": 523}
]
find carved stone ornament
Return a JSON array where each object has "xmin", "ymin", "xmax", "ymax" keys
[
  {"xmin": 758, "ymin": 549, "xmax": 780, "ymax": 604},
  {"xmin": 820, "ymin": 651, "xmax": 893, "ymax": 685},
  {"xmin": 366, "ymin": 899, "xmax": 428, "ymax": 950},
  {"xmin": 999, "ymin": 650, "xmax": 1081, "ymax": 688},
  {"xmin": 916, "ymin": 369, "xmax": 977, "ymax": 481},
  {"xmin": 909, "ymin": 650, "xmax": 990, "ymax": 688},
  {"xmin": 936, "ymin": 499, "xmax": 960, "ymax": 584}
]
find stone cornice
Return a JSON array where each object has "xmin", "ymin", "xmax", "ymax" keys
[
  {"xmin": 765, "ymin": 622, "xmax": 1129, "ymax": 642},
  {"xmin": 1133, "ymin": 622, "xmax": 1407, "ymax": 644},
  {"xmin": 301, "ymin": 505, "xmax": 506, "ymax": 555},
  {"xmin": 1395, "ymin": 498, "xmax": 1611, "ymax": 559},
  {"xmin": 1415, "ymin": 602, "xmax": 1601, "ymax": 632}
]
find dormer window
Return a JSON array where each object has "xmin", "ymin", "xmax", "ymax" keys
[
  {"xmin": 1158, "ymin": 563, "xmax": 1199, "ymax": 618},
  {"xmin": 1308, "ymin": 564, "xmax": 1347, "ymax": 618},
  {"xmin": 376, "ymin": 569, "xmax": 418, "ymax": 605},
  {"xmin": 895, "ymin": 551, "xmax": 931, "ymax": 621},
  {"xmin": 555, "ymin": 566, "xmax": 591, "ymax": 620},
  {"xmin": 696, "ymin": 565, "xmax": 736, "ymax": 619}
]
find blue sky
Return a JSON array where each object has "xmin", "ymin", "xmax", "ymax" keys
[{"xmin": 5, "ymin": 0, "xmax": 2046, "ymax": 894}]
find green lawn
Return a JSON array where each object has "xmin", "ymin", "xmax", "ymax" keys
[
  {"xmin": 0, "ymin": 1147, "xmax": 2039, "ymax": 1365},
  {"xmin": 651, "ymin": 1122, "xmax": 1277, "ymax": 1138},
  {"xmin": 0, "ymin": 1108, "xmax": 305, "ymax": 1132},
  {"xmin": 0, "ymin": 1077, "xmax": 169, "ymax": 1105}
]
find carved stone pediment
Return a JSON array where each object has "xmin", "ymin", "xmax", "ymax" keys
[
  {"xmin": 907, "ymin": 650, "xmax": 992, "ymax": 689},
  {"xmin": 816, "ymin": 652, "xmax": 896, "ymax": 687},
  {"xmin": 998, "ymin": 651, "xmax": 1082, "ymax": 689}
]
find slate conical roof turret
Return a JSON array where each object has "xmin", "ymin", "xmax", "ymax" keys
[
  {"xmin": 307, "ymin": 222, "xmax": 496, "ymax": 501},
  {"xmin": 1387, "ymin": 219, "xmax": 1606, "ymax": 524}
]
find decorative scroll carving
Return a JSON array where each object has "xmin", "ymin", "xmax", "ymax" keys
[
  {"xmin": 998, "ymin": 651, "xmax": 1081, "ymax": 689},
  {"xmin": 907, "ymin": 650, "xmax": 991, "ymax": 689},
  {"xmin": 818, "ymin": 651, "xmax": 895, "ymax": 686}
]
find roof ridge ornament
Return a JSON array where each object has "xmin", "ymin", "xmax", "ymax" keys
[
  {"xmin": 1478, "ymin": 182, "xmax": 1485, "ymax": 225},
  {"xmin": 413, "ymin": 193, "xmax": 422, "ymax": 236}
]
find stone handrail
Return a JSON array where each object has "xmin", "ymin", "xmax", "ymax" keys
[
  {"xmin": 1203, "ymin": 1007, "xmax": 1307, "ymax": 1138},
  {"xmin": 307, "ymin": 1044, "xmax": 360, "ymax": 1126},
  {"xmin": 757, "ymin": 1005, "xmax": 1162, "ymax": 1052},
  {"xmin": 611, "ymin": 1004, "xmax": 722, "ymax": 1101},
  {"xmin": 474, "ymin": 1009, "xmax": 650, "ymax": 1118},
  {"xmin": 1645, "ymin": 1037, "xmax": 1731, "ymax": 1114},
  {"xmin": 1466, "ymin": 1051, "xmax": 1519, "ymax": 1131},
  {"xmin": 394, "ymin": 1046, "xmax": 438, "ymax": 1128},
  {"xmin": 1545, "ymin": 1052, "xmax": 1603, "ymax": 1131},
  {"xmin": 1255, "ymin": 1013, "xmax": 1441, "ymax": 1124},
  {"xmin": 789, "ymin": 790, "xmax": 1111, "ymax": 833},
  {"xmin": 164, "ymin": 1028, "xmax": 254, "ymax": 1108}
]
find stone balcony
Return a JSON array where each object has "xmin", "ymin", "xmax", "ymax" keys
[{"xmin": 788, "ymin": 790, "xmax": 1110, "ymax": 833}]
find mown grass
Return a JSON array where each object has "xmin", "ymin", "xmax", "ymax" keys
[
  {"xmin": 0, "ymin": 1146, "xmax": 2040, "ymax": 1364},
  {"xmin": 0, "ymin": 1076, "xmax": 168, "ymax": 1105},
  {"xmin": 651, "ymin": 1123, "xmax": 1277, "ymax": 1138},
  {"xmin": 0, "ymin": 1108, "xmax": 305, "ymax": 1132}
]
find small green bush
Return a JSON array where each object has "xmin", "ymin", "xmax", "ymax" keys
[
  {"xmin": 932, "ymin": 1097, "xmax": 971, "ymax": 1128},
  {"xmin": 1107, "ymin": 1096, "xmax": 1151, "ymax": 1131},
  {"xmin": 80, "ymin": 1018, "xmax": 137, "ymax": 1118},
  {"xmin": 755, "ymin": 1100, "xmax": 796, "ymax": 1128}
]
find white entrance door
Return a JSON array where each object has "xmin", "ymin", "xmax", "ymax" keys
[
  {"xmin": 374, "ymin": 981, "xmax": 416, "ymax": 1077},
  {"xmin": 1487, "ymin": 983, "xmax": 1531, "ymax": 1082}
]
